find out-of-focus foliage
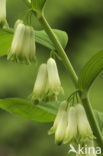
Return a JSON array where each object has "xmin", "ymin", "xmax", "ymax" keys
[{"xmin": 0, "ymin": 0, "xmax": 103, "ymax": 155}]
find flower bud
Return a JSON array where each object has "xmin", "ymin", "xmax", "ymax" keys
[
  {"xmin": 47, "ymin": 58, "xmax": 63, "ymax": 100},
  {"xmin": 7, "ymin": 22, "xmax": 36, "ymax": 64},
  {"xmin": 76, "ymin": 104, "xmax": 93, "ymax": 142},
  {"xmin": 0, "ymin": 0, "xmax": 8, "ymax": 27},
  {"xmin": 55, "ymin": 109, "xmax": 67, "ymax": 145},
  {"xmin": 48, "ymin": 101, "xmax": 67, "ymax": 135},
  {"xmin": 63, "ymin": 106, "xmax": 77, "ymax": 144},
  {"xmin": 31, "ymin": 64, "xmax": 48, "ymax": 103}
]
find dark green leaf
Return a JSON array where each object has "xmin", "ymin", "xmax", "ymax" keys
[
  {"xmin": 0, "ymin": 98, "xmax": 55, "ymax": 123},
  {"xmin": 78, "ymin": 50, "xmax": 103, "ymax": 91},
  {"xmin": 0, "ymin": 28, "xmax": 68, "ymax": 57}
]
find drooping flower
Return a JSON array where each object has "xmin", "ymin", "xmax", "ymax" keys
[
  {"xmin": 63, "ymin": 106, "xmax": 77, "ymax": 144},
  {"xmin": 48, "ymin": 101, "xmax": 67, "ymax": 145},
  {"xmin": 0, "ymin": 0, "xmax": 8, "ymax": 27},
  {"xmin": 76, "ymin": 104, "xmax": 94, "ymax": 142},
  {"xmin": 55, "ymin": 110, "xmax": 67, "ymax": 145},
  {"xmin": 47, "ymin": 58, "xmax": 64, "ymax": 100},
  {"xmin": 48, "ymin": 101, "xmax": 67, "ymax": 135},
  {"xmin": 7, "ymin": 21, "xmax": 36, "ymax": 64},
  {"xmin": 31, "ymin": 64, "xmax": 48, "ymax": 103}
]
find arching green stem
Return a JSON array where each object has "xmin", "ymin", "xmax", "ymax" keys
[{"xmin": 34, "ymin": 12, "xmax": 103, "ymax": 150}]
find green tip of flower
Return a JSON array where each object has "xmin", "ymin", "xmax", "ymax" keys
[
  {"xmin": 56, "ymin": 141, "xmax": 63, "ymax": 146},
  {"xmin": 31, "ymin": 91, "xmax": 50, "ymax": 104},
  {"xmin": 30, "ymin": 93, "xmax": 41, "ymax": 104},
  {"xmin": 55, "ymin": 138, "xmax": 63, "ymax": 145},
  {"xmin": 46, "ymin": 86, "xmax": 64, "ymax": 102},
  {"xmin": 7, "ymin": 52, "xmax": 36, "ymax": 65},
  {"xmin": 63, "ymin": 139, "xmax": 69, "ymax": 144},
  {"xmin": 0, "ymin": 19, "xmax": 9, "ymax": 28},
  {"xmin": 48, "ymin": 127, "xmax": 55, "ymax": 135},
  {"xmin": 80, "ymin": 134, "xmax": 95, "ymax": 143}
]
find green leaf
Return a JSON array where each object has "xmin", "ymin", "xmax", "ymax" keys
[
  {"xmin": 78, "ymin": 50, "xmax": 103, "ymax": 91},
  {"xmin": 35, "ymin": 29, "xmax": 68, "ymax": 50},
  {"xmin": 31, "ymin": 0, "xmax": 46, "ymax": 13},
  {"xmin": 0, "ymin": 97, "xmax": 103, "ymax": 132},
  {"xmin": 0, "ymin": 28, "xmax": 68, "ymax": 57},
  {"xmin": 94, "ymin": 110, "xmax": 103, "ymax": 131},
  {"xmin": 0, "ymin": 98, "xmax": 55, "ymax": 123},
  {"xmin": 0, "ymin": 29, "xmax": 13, "ymax": 57}
]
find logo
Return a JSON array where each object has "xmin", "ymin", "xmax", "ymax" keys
[{"xmin": 68, "ymin": 144, "xmax": 101, "ymax": 155}]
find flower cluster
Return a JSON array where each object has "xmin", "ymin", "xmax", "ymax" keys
[
  {"xmin": 7, "ymin": 20, "xmax": 36, "ymax": 64},
  {"xmin": 31, "ymin": 58, "xmax": 64, "ymax": 103},
  {"xmin": 49, "ymin": 102, "xmax": 94, "ymax": 145}
]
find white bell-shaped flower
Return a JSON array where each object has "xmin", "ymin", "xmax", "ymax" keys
[
  {"xmin": 32, "ymin": 64, "xmax": 48, "ymax": 103},
  {"xmin": 63, "ymin": 106, "xmax": 77, "ymax": 144},
  {"xmin": 7, "ymin": 21, "xmax": 36, "ymax": 64},
  {"xmin": 48, "ymin": 101, "xmax": 67, "ymax": 145},
  {"xmin": 47, "ymin": 58, "xmax": 63, "ymax": 100},
  {"xmin": 0, "ymin": 0, "xmax": 8, "ymax": 27},
  {"xmin": 48, "ymin": 101, "xmax": 67, "ymax": 135},
  {"xmin": 76, "ymin": 104, "xmax": 93, "ymax": 142},
  {"xmin": 55, "ymin": 109, "xmax": 67, "ymax": 145}
]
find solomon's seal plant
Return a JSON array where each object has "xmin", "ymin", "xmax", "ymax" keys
[{"xmin": 0, "ymin": 0, "xmax": 103, "ymax": 155}]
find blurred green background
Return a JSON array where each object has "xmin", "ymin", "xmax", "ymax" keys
[{"xmin": 0, "ymin": 0, "xmax": 103, "ymax": 155}]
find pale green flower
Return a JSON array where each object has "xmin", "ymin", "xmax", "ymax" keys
[
  {"xmin": 55, "ymin": 109, "xmax": 67, "ymax": 145},
  {"xmin": 47, "ymin": 58, "xmax": 64, "ymax": 100},
  {"xmin": 7, "ymin": 22, "xmax": 36, "ymax": 64},
  {"xmin": 0, "ymin": 0, "xmax": 8, "ymax": 27},
  {"xmin": 48, "ymin": 101, "xmax": 67, "ymax": 145},
  {"xmin": 48, "ymin": 101, "xmax": 67, "ymax": 135},
  {"xmin": 31, "ymin": 64, "xmax": 48, "ymax": 103},
  {"xmin": 63, "ymin": 106, "xmax": 77, "ymax": 144},
  {"xmin": 76, "ymin": 104, "xmax": 93, "ymax": 142}
]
